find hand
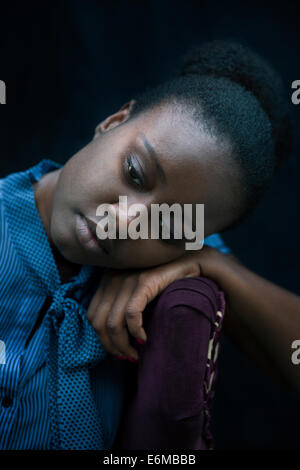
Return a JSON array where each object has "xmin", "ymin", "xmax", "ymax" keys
[{"xmin": 87, "ymin": 246, "xmax": 221, "ymax": 361}]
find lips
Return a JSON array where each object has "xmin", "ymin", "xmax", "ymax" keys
[
  {"xmin": 75, "ymin": 214, "xmax": 111, "ymax": 254},
  {"xmin": 85, "ymin": 216, "xmax": 112, "ymax": 254}
]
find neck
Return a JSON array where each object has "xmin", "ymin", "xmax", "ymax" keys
[{"xmin": 33, "ymin": 170, "xmax": 81, "ymax": 284}]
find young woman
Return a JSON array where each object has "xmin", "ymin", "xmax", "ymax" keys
[{"xmin": 0, "ymin": 40, "xmax": 299, "ymax": 450}]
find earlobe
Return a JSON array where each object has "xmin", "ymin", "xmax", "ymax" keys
[{"xmin": 93, "ymin": 99, "xmax": 136, "ymax": 139}]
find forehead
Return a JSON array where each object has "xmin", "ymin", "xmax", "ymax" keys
[
  {"xmin": 130, "ymin": 103, "xmax": 226, "ymax": 205},
  {"xmin": 125, "ymin": 103, "xmax": 240, "ymax": 234}
]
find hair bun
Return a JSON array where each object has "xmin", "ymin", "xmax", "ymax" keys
[{"xmin": 180, "ymin": 40, "xmax": 292, "ymax": 168}]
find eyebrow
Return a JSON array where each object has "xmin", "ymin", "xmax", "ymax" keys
[{"xmin": 139, "ymin": 132, "xmax": 166, "ymax": 184}]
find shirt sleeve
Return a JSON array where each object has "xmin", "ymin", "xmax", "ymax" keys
[
  {"xmin": 115, "ymin": 277, "xmax": 226, "ymax": 450},
  {"xmin": 203, "ymin": 233, "xmax": 231, "ymax": 254}
]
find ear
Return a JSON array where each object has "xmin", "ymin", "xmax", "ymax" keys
[{"xmin": 93, "ymin": 99, "xmax": 136, "ymax": 139}]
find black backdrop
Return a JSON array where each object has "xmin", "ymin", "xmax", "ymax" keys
[{"xmin": 0, "ymin": 0, "xmax": 299, "ymax": 449}]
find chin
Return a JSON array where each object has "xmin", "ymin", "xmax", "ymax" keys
[{"xmin": 50, "ymin": 221, "xmax": 77, "ymax": 263}]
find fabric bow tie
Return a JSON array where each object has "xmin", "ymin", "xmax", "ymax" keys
[{"xmin": 45, "ymin": 282, "xmax": 109, "ymax": 450}]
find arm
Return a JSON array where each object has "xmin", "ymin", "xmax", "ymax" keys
[
  {"xmin": 87, "ymin": 246, "xmax": 300, "ymax": 391},
  {"xmin": 200, "ymin": 249, "xmax": 300, "ymax": 391}
]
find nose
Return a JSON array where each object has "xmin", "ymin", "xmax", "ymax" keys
[
  {"xmin": 113, "ymin": 200, "xmax": 138, "ymax": 237},
  {"xmin": 97, "ymin": 198, "xmax": 151, "ymax": 240}
]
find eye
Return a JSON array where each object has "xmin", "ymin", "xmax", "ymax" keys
[{"xmin": 127, "ymin": 155, "xmax": 144, "ymax": 188}]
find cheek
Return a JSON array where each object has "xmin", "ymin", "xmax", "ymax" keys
[
  {"xmin": 50, "ymin": 205, "xmax": 74, "ymax": 257},
  {"xmin": 56, "ymin": 145, "xmax": 105, "ymax": 206}
]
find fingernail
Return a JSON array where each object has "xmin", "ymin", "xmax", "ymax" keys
[
  {"xmin": 136, "ymin": 338, "xmax": 146, "ymax": 345},
  {"xmin": 114, "ymin": 355, "xmax": 127, "ymax": 361},
  {"xmin": 127, "ymin": 357, "xmax": 138, "ymax": 363}
]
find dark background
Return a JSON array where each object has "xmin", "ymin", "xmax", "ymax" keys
[{"xmin": 0, "ymin": 0, "xmax": 299, "ymax": 449}]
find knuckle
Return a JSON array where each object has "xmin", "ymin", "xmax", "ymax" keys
[
  {"xmin": 125, "ymin": 306, "xmax": 139, "ymax": 322},
  {"xmin": 106, "ymin": 318, "xmax": 120, "ymax": 334},
  {"xmin": 137, "ymin": 279, "xmax": 155, "ymax": 301},
  {"xmin": 137, "ymin": 272, "xmax": 149, "ymax": 285}
]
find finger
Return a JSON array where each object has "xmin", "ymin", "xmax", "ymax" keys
[
  {"xmin": 87, "ymin": 275, "xmax": 126, "ymax": 357},
  {"xmin": 125, "ymin": 278, "xmax": 155, "ymax": 342},
  {"xmin": 87, "ymin": 281, "xmax": 105, "ymax": 321},
  {"xmin": 125, "ymin": 257, "xmax": 199, "ymax": 340},
  {"xmin": 86, "ymin": 270, "xmax": 116, "ymax": 320},
  {"xmin": 107, "ymin": 277, "xmax": 139, "ymax": 361},
  {"xmin": 92, "ymin": 302, "xmax": 123, "ymax": 357}
]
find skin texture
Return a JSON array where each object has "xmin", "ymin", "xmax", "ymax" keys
[
  {"xmin": 33, "ymin": 100, "xmax": 241, "ymax": 359},
  {"xmin": 33, "ymin": 100, "xmax": 300, "ymax": 391},
  {"xmin": 34, "ymin": 100, "xmax": 239, "ymax": 279}
]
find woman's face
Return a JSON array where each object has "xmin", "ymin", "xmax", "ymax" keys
[{"xmin": 50, "ymin": 100, "xmax": 238, "ymax": 269}]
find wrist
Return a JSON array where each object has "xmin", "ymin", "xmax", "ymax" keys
[{"xmin": 196, "ymin": 247, "xmax": 239, "ymax": 289}]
